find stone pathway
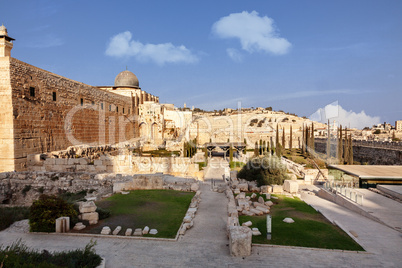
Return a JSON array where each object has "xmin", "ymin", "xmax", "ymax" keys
[{"xmin": 1, "ymin": 182, "xmax": 402, "ymax": 267}]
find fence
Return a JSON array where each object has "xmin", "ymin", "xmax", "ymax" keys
[{"xmin": 323, "ymin": 181, "xmax": 364, "ymax": 206}]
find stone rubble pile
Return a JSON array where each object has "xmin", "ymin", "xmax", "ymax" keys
[
  {"xmin": 179, "ymin": 190, "xmax": 201, "ymax": 236},
  {"xmin": 77, "ymin": 201, "xmax": 99, "ymax": 225},
  {"xmin": 99, "ymin": 226, "xmax": 158, "ymax": 237}
]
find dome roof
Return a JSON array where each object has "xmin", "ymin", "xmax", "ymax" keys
[{"xmin": 114, "ymin": 70, "xmax": 139, "ymax": 88}]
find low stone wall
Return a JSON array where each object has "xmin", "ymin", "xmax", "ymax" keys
[
  {"xmin": 0, "ymin": 172, "xmax": 200, "ymax": 206},
  {"xmin": 113, "ymin": 174, "xmax": 199, "ymax": 193},
  {"xmin": 0, "ymin": 172, "xmax": 116, "ymax": 206},
  {"xmin": 28, "ymin": 151, "xmax": 203, "ymax": 180}
]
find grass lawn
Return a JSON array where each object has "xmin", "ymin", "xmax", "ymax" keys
[
  {"xmin": 75, "ymin": 190, "xmax": 194, "ymax": 238},
  {"xmin": 239, "ymin": 195, "xmax": 364, "ymax": 251}
]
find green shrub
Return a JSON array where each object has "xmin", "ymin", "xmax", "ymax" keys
[
  {"xmin": 238, "ymin": 156, "xmax": 289, "ymax": 186},
  {"xmin": 59, "ymin": 190, "xmax": 87, "ymax": 203},
  {"xmin": 0, "ymin": 239, "xmax": 102, "ymax": 268},
  {"xmin": 29, "ymin": 195, "xmax": 78, "ymax": 232},
  {"xmin": 96, "ymin": 207, "xmax": 111, "ymax": 220}
]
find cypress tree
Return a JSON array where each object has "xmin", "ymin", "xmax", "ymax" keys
[
  {"xmin": 344, "ymin": 128, "xmax": 349, "ymax": 164},
  {"xmin": 311, "ymin": 123, "xmax": 315, "ymax": 151},
  {"xmin": 326, "ymin": 120, "xmax": 331, "ymax": 159},
  {"xmin": 282, "ymin": 127, "xmax": 286, "ymax": 150},
  {"xmin": 305, "ymin": 126, "xmax": 309, "ymax": 154},
  {"xmin": 254, "ymin": 141, "xmax": 259, "ymax": 157},
  {"xmin": 229, "ymin": 145, "xmax": 233, "ymax": 162},
  {"xmin": 289, "ymin": 125, "xmax": 293, "ymax": 151},
  {"xmin": 349, "ymin": 134, "xmax": 353, "ymax": 164},
  {"xmin": 259, "ymin": 139, "xmax": 263, "ymax": 155},
  {"xmin": 302, "ymin": 124, "xmax": 305, "ymax": 154},
  {"xmin": 338, "ymin": 125, "xmax": 343, "ymax": 164},
  {"xmin": 276, "ymin": 124, "xmax": 279, "ymax": 149}
]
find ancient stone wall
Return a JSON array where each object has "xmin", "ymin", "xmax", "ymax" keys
[
  {"xmin": 1, "ymin": 57, "xmax": 138, "ymax": 172},
  {"xmin": 0, "ymin": 171, "xmax": 199, "ymax": 206},
  {"xmin": 314, "ymin": 139, "xmax": 402, "ymax": 165},
  {"xmin": 0, "ymin": 57, "xmax": 15, "ymax": 172}
]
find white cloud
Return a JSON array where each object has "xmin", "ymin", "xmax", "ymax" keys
[
  {"xmin": 212, "ymin": 11, "xmax": 291, "ymax": 55},
  {"xmin": 105, "ymin": 31, "xmax": 199, "ymax": 65},
  {"xmin": 310, "ymin": 102, "xmax": 381, "ymax": 129},
  {"xmin": 226, "ymin": 48, "xmax": 243, "ymax": 62}
]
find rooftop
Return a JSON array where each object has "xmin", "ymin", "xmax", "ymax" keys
[{"xmin": 330, "ymin": 165, "xmax": 402, "ymax": 179}]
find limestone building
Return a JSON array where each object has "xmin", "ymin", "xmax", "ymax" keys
[
  {"xmin": 396, "ymin": 120, "xmax": 402, "ymax": 132},
  {"xmin": 0, "ymin": 26, "xmax": 160, "ymax": 172}
]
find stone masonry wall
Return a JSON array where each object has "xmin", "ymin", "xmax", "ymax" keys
[
  {"xmin": 315, "ymin": 139, "xmax": 402, "ymax": 165},
  {"xmin": 0, "ymin": 57, "xmax": 15, "ymax": 172},
  {"xmin": 1, "ymin": 57, "xmax": 138, "ymax": 172},
  {"xmin": 0, "ymin": 171, "xmax": 199, "ymax": 206}
]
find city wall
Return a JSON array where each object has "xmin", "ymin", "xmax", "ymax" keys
[
  {"xmin": 0, "ymin": 57, "xmax": 138, "ymax": 172},
  {"xmin": 314, "ymin": 139, "xmax": 402, "ymax": 165}
]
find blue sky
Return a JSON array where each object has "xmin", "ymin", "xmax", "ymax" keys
[{"xmin": 3, "ymin": 0, "xmax": 402, "ymax": 128}]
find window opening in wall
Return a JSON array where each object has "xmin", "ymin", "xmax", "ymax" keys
[
  {"xmin": 116, "ymin": 106, "xmax": 119, "ymax": 113},
  {"xmin": 128, "ymin": 108, "xmax": 131, "ymax": 114},
  {"xmin": 109, "ymin": 104, "xmax": 112, "ymax": 111},
  {"xmin": 123, "ymin": 107, "xmax": 125, "ymax": 114},
  {"xmin": 52, "ymin": 92, "xmax": 56, "ymax": 101},
  {"xmin": 80, "ymin": 98, "xmax": 84, "ymax": 106},
  {"xmin": 91, "ymin": 101, "xmax": 95, "ymax": 105},
  {"xmin": 101, "ymin": 103, "xmax": 104, "ymax": 110},
  {"xmin": 29, "ymin": 87, "xmax": 35, "ymax": 97}
]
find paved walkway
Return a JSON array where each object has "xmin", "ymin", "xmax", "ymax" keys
[
  {"xmin": 300, "ymin": 185, "xmax": 402, "ymax": 266},
  {"xmin": 1, "ymin": 183, "xmax": 402, "ymax": 266},
  {"xmin": 353, "ymin": 188, "xmax": 402, "ymax": 231}
]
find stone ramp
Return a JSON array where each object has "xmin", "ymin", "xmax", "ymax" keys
[
  {"xmin": 204, "ymin": 158, "xmax": 228, "ymax": 180},
  {"xmin": 301, "ymin": 185, "xmax": 402, "ymax": 266},
  {"xmin": 353, "ymin": 188, "xmax": 402, "ymax": 232}
]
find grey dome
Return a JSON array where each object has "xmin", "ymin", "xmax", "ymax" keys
[{"xmin": 114, "ymin": 70, "xmax": 139, "ymax": 88}]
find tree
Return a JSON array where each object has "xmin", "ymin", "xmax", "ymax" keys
[
  {"xmin": 254, "ymin": 141, "xmax": 259, "ymax": 157},
  {"xmin": 305, "ymin": 126, "xmax": 309, "ymax": 154},
  {"xmin": 276, "ymin": 124, "xmax": 279, "ymax": 149},
  {"xmin": 326, "ymin": 120, "xmax": 331, "ymax": 159},
  {"xmin": 302, "ymin": 124, "xmax": 305, "ymax": 153},
  {"xmin": 282, "ymin": 127, "xmax": 286, "ymax": 150},
  {"xmin": 204, "ymin": 146, "xmax": 208, "ymax": 160},
  {"xmin": 310, "ymin": 123, "xmax": 315, "ymax": 151},
  {"xmin": 338, "ymin": 125, "xmax": 343, "ymax": 164},
  {"xmin": 237, "ymin": 156, "xmax": 289, "ymax": 186},
  {"xmin": 349, "ymin": 134, "xmax": 354, "ymax": 164},
  {"xmin": 259, "ymin": 139, "xmax": 263, "ymax": 155},
  {"xmin": 344, "ymin": 127, "xmax": 349, "ymax": 164},
  {"xmin": 229, "ymin": 145, "xmax": 233, "ymax": 162},
  {"xmin": 289, "ymin": 125, "xmax": 293, "ymax": 151}
]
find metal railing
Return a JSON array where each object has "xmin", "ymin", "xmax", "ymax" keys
[{"xmin": 323, "ymin": 181, "xmax": 364, "ymax": 206}]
